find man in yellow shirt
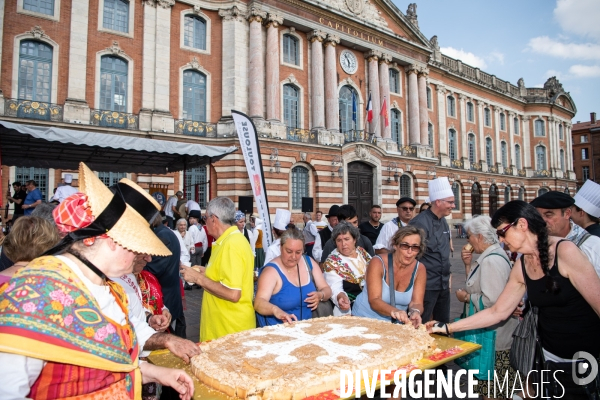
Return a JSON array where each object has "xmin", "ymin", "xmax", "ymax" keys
[{"xmin": 180, "ymin": 197, "xmax": 255, "ymax": 341}]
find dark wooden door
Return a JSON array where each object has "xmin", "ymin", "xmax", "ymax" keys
[
  {"xmin": 489, "ymin": 184, "xmax": 498, "ymax": 216},
  {"xmin": 347, "ymin": 161, "xmax": 373, "ymax": 223},
  {"xmin": 471, "ymin": 183, "xmax": 482, "ymax": 216}
]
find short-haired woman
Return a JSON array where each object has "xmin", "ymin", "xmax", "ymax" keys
[{"xmin": 353, "ymin": 226, "xmax": 426, "ymax": 327}]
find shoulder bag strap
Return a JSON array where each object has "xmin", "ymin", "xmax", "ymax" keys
[{"xmin": 388, "ymin": 252, "xmax": 400, "ymax": 324}]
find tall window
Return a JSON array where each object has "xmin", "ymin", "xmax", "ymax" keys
[
  {"xmin": 339, "ymin": 85, "xmax": 357, "ymax": 132},
  {"xmin": 536, "ymin": 146, "xmax": 547, "ymax": 171},
  {"xmin": 581, "ymin": 135, "xmax": 589, "ymax": 143},
  {"xmin": 103, "ymin": 0, "xmax": 129, "ymax": 33},
  {"xmin": 515, "ymin": 144, "xmax": 522, "ymax": 170},
  {"xmin": 467, "ymin": 102, "xmax": 474, "ymax": 122},
  {"xmin": 447, "ymin": 95, "xmax": 456, "ymax": 117},
  {"xmin": 99, "ymin": 56, "xmax": 128, "ymax": 112},
  {"xmin": 16, "ymin": 167, "xmax": 49, "ymax": 200},
  {"xmin": 484, "ymin": 107, "xmax": 491, "ymax": 126},
  {"xmin": 501, "ymin": 141, "xmax": 508, "ymax": 168},
  {"xmin": 558, "ymin": 124, "xmax": 564, "ymax": 140},
  {"xmin": 426, "ymin": 87, "xmax": 432, "ymax": 109},
  {"xmin": 583, "ymin": 166, "xmax": 590, "ymax": 182},
  {"xmin": 535, "ymin": 119, "xmax": 545, "ymax": 136},
  {"xmin": 514, "ymin": 117, "xmax": 519, "ymax": 135},
  {"xmin": 448, "ymin": 129, "xmax": 457, "ymax": 161},
  {"xmin": 389, "ymin": 69, "xmax": 400, "ymax": 94},
  {"xmin": 582, "ymin": 148, "xmax": 589, "ymax": 160},
  {"xmin": 98, "ymin": 172, "xmax": 126, "ymax": 187},
  {"xmin": 291, "ymin": 166, "xmax": 309, "ymax": 209},
  {"xmin": 504, "ymin": 186, "xmax": 511, "ymax": 203},
  {"xmin": 183, "ymin": 70, "xmax": 207, "ymax": 122},
  {"xmin": 24, "ymin": 0, "xmax": 54, "ymax": 15},
  {"xmin": 184, "ymin": 15, "xmax": 207, "ymax": 50},
  {"xmin": 560, "ymin": 149, "xmax": 565, "ymax": 171},
  {"xmin": 185, "ymin": 166, "xmax": 207, "ymax": 208},
  {"xmin": 500, "ymin": 112, "xmax": 506, "ymax": 130},
  {"xmin": 283, "ymin": 84, "xmax": 299, "ymax": 129},
  {"xmin": 486, "ymin": 137, "xmax": 493, "ymax": 166},
  {"xmin": 400, "ymin": 175, "xmax": 411, "ymax": 198},
  {"xmin": 18, "ymin": 40, "xmax": 53, "ymax": 102},
  {"xmin": 452, "ymin": 182, "xmax": 460, "ymax": 211},
  {"xmin": 489, "ymin": 184, "xmax": 498, "ymax": 216},
  {"xmin": 391, "ymin": 109, "xmax": 402, "ymax": 148},
  {"xmin": 428, "ymin": 123, "xmax": 433, "ymax": 146},
  {"xmin": 282, "ymin": 34, "xmax": 299, "ymax": 65},
  {"xmin": 468, "ymin": 134, "xmax": 476, "ymax": 163}
]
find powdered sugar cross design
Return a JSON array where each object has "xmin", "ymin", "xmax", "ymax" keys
[{"xmin": 242, "ymin": 323, "xmax": 381, "ymax": 364}]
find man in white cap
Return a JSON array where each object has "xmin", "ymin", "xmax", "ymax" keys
[
  {"xmin": 264, "ymin": 209, "xmax": 292, "ymax": 265},
  {"xmin": 409, "ymin": 177, "xmax": 455, "ymax": 323},
  {"xmin": 572, "ymin": 180, "xmax": 600, "ymax": 237},
  {"xmin": 51, "ymin": 174, "xmax": 78, "ymax": 203}
]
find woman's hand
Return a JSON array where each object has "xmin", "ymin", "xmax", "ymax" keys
[
  {"xmin": 425, "ymin": 320, "xmax": 450, "ymax": 335},
  {"xmin": 337, "ymin": 292, "xmax": 351, "ymax": 311},
  {"xmin": 273, "ymin": 307, "xmax": 298, "ymax": 324},
  {"xmin": 461, "ymin": 246, "xmax": 473, "ymax": 266},
  {"xmin": 408, "ymin": 310, "xmax": 422, "ymax": 328},
  {"xmin": 140, "ymin": 363, "xmax": 195, "ymax": 400},
  {"xmin": 455, "ymin": 289, "xmax": 469, "ymax": 303},
  {"xmin": 391, "ymin": 309, "xmax": 409, "ymax": 324},
  {"xmin": 304, "ymin": 291, "xmax": 321, "ymax": 311}
]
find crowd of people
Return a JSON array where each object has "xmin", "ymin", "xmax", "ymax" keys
[{"xmin": 2, "ymin": 168, "xmax": 600, "ymax": 399}]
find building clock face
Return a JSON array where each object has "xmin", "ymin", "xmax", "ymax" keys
[{"xmin": 340, "ymin": 49, "xmax": 358, "ymax": 74}]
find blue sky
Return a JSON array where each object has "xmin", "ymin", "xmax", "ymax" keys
[{"xmin": 391, "ymin": 0, "xmax": 600, "ymax": 122}]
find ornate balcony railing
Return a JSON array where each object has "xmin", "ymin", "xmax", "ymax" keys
[
  {"xmin": 286, "ymin": 127, "xmax": 318, "ymax": 144},
  {"xmin": 399, "ymin": 145, "xmax": 417, "ymax": 158},
  {"xmin": 5, "ymin": 98, "xmax": 63, "ymax": 122},
  {"xmin": 175, "ymin": 119, "xmax": 216, "ymax": 137},
  {"xmin": 343, "ymin": 130, "xmax": 375, "ymax": 144},
  {"xmin": 489, "ymin": 164, "xmax": 499, "ymax": 174},
  {"xmin": 451, "ymin": 159, "xmax": 464, "ymax": 169},
  {"xmin": 503, "ymin": 166, "xmax": 513, "ymax": 175},
  {"xmin": 534, "ymin": 169, "xmax": 551, "ymax": 177},
  {"xmin": 470, "ymin": 161, "xmax": 482, "ymax": 171},
  {"xmin": 90, "ymin": 109, "xmax": 138, "ymax": 130},
  {"xmin": 518, "ymin": 169, "xmax": 527, "ymax": 177}
]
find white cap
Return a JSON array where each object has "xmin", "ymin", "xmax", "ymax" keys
[
  {"xmin": 273, "ymin": 209, "xmax": 291, "ymax": 230},
  {"xmin": 64, "ymin": 174, "xmax": 73, "ymax": 184},
  {"xmin": 574, "ymin": 180, "xmax": 600, "ymax": 218},
  {"xmin": 428, "ymin": 177, "xmax": 454, "ymax": 202},
  {"xmin": 255, "ymin": 217, "xmax": 263, "ymax": 230},
  {"xmin": 424, "ymin": 197, "xmax": 430, "ymax": 203}
]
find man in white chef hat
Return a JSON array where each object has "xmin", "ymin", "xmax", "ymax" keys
[
  {"xmin": 263, "ymin": 209, "xmax": 292, "ymax": 265},
  {"xmin": 51, "ymin": 173, "xmax": 78, "ymax": 203},
  {"xmin": 572, "ymin": 180, "xmax": 600, "ymax": 238}
]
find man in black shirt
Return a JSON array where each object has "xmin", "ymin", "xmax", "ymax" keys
[
  {"xmin": 6, "ymin": 182, "xmax": 27, "ymax": 221},
  {"xmin": 358, "ymin": 205, "xmax": 383, "ymax": 245}
]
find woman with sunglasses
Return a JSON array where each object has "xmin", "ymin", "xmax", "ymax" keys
[
  {"xmin": 457, "ymin": 215, "xmax": 519, "ymax": 399},
  {"xmin": 429, "ymin": 200, "xmax": 600, "ymax": 398},
  {"xmin": 353, "ymin": 226, "xmax": 426, "ymax": 327}
]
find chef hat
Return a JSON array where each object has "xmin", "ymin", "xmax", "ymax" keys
[
  {"xmin": 428, "ymin": 177, "xmax": 454, "ymax": 202},
  {"xmin": 273, "ymin": 209, "xmax": 291, "ymax": 230}
]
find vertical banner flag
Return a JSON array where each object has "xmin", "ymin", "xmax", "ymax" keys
[
  {"xmin": 366, "ymin": 92, "xmax": 373, "ymax": 123},
  {"xmin": 381, "ymin": 97, "xmax": 389, "ymax": 127},
  {"xmin": 351, "ymin": 90, "xmax": 357, "ymax": 127},
  {"xmin": 232, "ymin": 110, "xmax": 273, "ymax": 248}
]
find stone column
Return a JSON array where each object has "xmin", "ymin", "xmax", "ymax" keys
[
  {"xmin": 308, "ymin": 30, "xmax": 325, "ymax": 129},
  {"xmin": 477, "ymin": 101, "xmax": 486, "ymax": 167},
  {"xmin": 366, "ymin": 51, "xmax": 381, "ymax": 136},
  {"xmin": 248, "ymin": 7, "xmax": 267, "ymax": 118},
  {"xmin": 152, "ymin": 0, "xmax": 175, "ymax": 131},
  {"xmin": 566, "ymin": 123, "xmax": 574, "ymax": 172},
  {"xmin": 378, "ymin": 53, "xmax": 391, "ymax": 138},
  {"xmin": 418, "ymin": 68, "xmax": 429, "ymax": 145},
  {"xmin": 139, "ymin": 1, "xmax": 157, "ymax": 130},
  {"xmin": 436, "ymin": 85, "xmax": 448, "ymax": 158},
  {"xmin": 64, "ymin": 0, "xmax": 91, "ymax": 122},
  {"xmin": 508, "ymin": 112, "xmax": 516, "ymax": 170},
  {"xmin": 493, "ymin": 107, "xmax": 501, "ymax": 167},
  {"xmin": 265, "ymin": 13, "xmax": 283, "ymax": 121},
  {"xmin": 324, "ymin": 34, "xmax": 340, "ymax": 131},
  {"xmin": 405, "ymin": 64, "xmax": 420, "ymax": 144},
  {"xmin": 522, "ymin": 116, "xmax": 532, "ymax": 169},
  {"xmin": 459, "ymin": 94, "xmax": 467, "ymax": 161}
]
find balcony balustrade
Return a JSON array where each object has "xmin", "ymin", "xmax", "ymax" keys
[
  {"xmin": 90, "ymin": 109, "xmax": 138, "ymax": 130},
  {"xmin": 5, "ymin": 98, "xmax": 63, "ymax": 122},
  {"xmin": 175, "ymin": 119, "xmax": 217, "ymax": 137}
]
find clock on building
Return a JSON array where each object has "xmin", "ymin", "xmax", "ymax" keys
[{"xmin": 340, "ymin": 49, "xmax": 358, "ymax": 74}]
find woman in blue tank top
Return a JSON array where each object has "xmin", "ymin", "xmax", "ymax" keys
[
  {"xmin": 354, "ymin": 226, "xmax": 427, "ymax": 327},
  {"xmin": 255, "ymin": 228, "xmax": 332, "ymax": 327}
]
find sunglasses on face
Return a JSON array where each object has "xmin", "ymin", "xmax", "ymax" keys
[
  {"xmin": 399, "ymin": 207, "xmax": 414, "ymax": 212},
  {"xmin": 397, "ymin": 242, "xmax": 420, "ymax": 252},
  {"xmin": 496, "ymin": 221, "xmax": 517, "ymax": 238}
]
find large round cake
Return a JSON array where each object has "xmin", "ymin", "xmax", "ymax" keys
[{"xmin": 191, "ymin": 316, "xmax": 436, "ymax": 399}]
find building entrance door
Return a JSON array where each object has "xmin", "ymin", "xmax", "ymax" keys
[
  {"xmin": 347, "ymin": 161, "xmax": 373, "ymax": 223},
  {"xmin": 471, "ymin": 182, "xmax": 482, "ymax": 216},
  {"xmin": 489, "ymin": 184, "xmax": 498, "ymax": 216}
]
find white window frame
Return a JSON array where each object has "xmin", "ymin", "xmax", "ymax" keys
[
  {"xmin": 447, "ymin": 95, "xmax": 456, "ymax": 118},
  {"xmin": 500, "ymin": 112, "xmax": 506, "ymax": 131},
  {"xmin": 17, "ymin": 0, "xmax": 61, "ymax": 22},
  {"xmin": 534, "ymin": 118, "xmax": 546, "ymax": 137},
  {"xmin": 466, "ymin": 101, "xmax": 474, "ymax": 122},
  {"xmin": 426, "ymin": 86, "xmax": 432, "ymax": 109},
  {"xmin": 94, "ymin": 49, "xmax": 134, "ymax": 113},
  {"xmin": 289, "ymin": 162, "xmax": 313, "ymax": 211},
  {"xmin": 180, "ymin": 9, "xmax": 212, "ymax": 55},
  {"xmin": 484, "ymin": 107, "xmax": 491, "ymax": 127},
  {"xmin": 178, "ymin": 64, "xmax": 211, "ymax": 121},
  {"xmin": 389, "ymin": 67, "xmax": 402, "ymax": 97},
  {"xmin": 535, "ymin": 145, "xmax": 547, "ymax": 171},
  {"xmin": 98, "ymin": 0, "xmax": 135, "ymax": 38},
  {"xmin": 280, "ymin": 76, "xmax": 305, "ymax": 129},
  {"xmin": 399, "ymin": 174, "xmax": 413, "ymax": 198},
  {"xmin": 280, "ymin": 28, "xmax": 303, "ymax": 70}
]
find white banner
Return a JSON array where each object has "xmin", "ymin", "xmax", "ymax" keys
[{"xmin": 232, "ymin": 110, "xmax": 273, "ymax": 248}]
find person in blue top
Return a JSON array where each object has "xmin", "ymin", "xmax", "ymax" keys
[
  {"xmin": 254, "ymin": 228, "xmax": 332, "ymax": 326},
  {"xmin": 353, "ymin": 226, "xmax": 427, "ymax": 327},
  {"xmin": 22, "ymin": 180, "xmax": 43, "ymax": 216}
]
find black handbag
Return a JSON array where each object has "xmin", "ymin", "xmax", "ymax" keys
[{"xmin": 305, "ymin": 255, "xmax": 334, "ymax": 318}]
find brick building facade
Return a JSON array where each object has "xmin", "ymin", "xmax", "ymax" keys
[
  {"xmin": 0, "ymin": 0, "xmax": 578, "ymax": 224},
  {"xmin": 572, "ymin": 112, "xmax": 599, "ymax": 186}
]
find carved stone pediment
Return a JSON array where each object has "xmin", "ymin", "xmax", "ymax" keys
[
  {"xmin": 28, "ymin": 26, "xmax": 48, "ymax": 40},
  {"xmin": 314, "ymin": 0, "xmax": 388, "ymax": 29},
  {"xmin": 355, "ymin": 145, "xmax": 370, "ymax": 160},
  {"xmin": 106, "ymin": 41, "xmax": 125, "ymax": 56}
]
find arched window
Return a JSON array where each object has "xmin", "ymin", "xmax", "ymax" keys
[
  {"xmin": 291, "ymin": 166, "xmax": 309, "ymax": 209},
  {"xmin": 484, "ymin": 107, "xmax": 491, "ymax": 126},
  {"xmin": 515, "ymin": 144, "xmax": 522, "ymax": 170},
  {"xmin": 447, "ymin": 95, "xmax": 456, "ymax": 117},
  {"xmin": 400, "ymin": 175, "xmax": 411, "ymax": 198},
  {"xmin": 452, "ymin": 182, "xmax": 460, "ymax": 211},
  {"xmin": 23, "ymin": 0, "xmax": 54, "ymax": 15},
  {"xmin": 428, "ymin": 123, "xmax": 433, "ymax": 146},
  {"xmin": 518, "ymin": 186, "xmax": 525, "ymax": 201},
  {"xmin": 536, "ymin": 146, "xmax": 547, "ymax": 171},
  {"xmin": 560, "ymin": 149, "xmax": 565, "ymax": 171},
  {"xmin": 504, "ymin": 186, "xmax": 511, "ymax": 203},
  {"xmin": 535, "ymin": 119, "xmax": 545, "ymax": 136},
  {"xmin": 489, "ymin": 184, "xmax": 498, "ymax": 216},
  {"xmin": 339, "ymin": 85, "xmax": 358, "ymax": 133},
  {"xmin": 426, "ymin": 87, "xmax": 432, "ymax": 109},
  {"xmin": 538, "ymin": 188, "xmax": 549, "ymax": 196},
  {"xmin": 448, "ymin": 129, "xmax": 457, "ymax": 161},
  {"xmin": 486, "ymin": 137, "xmax": 493, "ymax": 166},
  {"xmin": 103, "ymin": 0, "xmax": 129, "ymax": 33},
  {"xmin": 283, "ymin": 84, "xmax": 299, "ymax": 129},
  {"xmin": 514, "ymin": 117, "xmax": 519, "ymax": 135},
  {"xmin": 467, "ymin": 101, "xmax": 474, "ymax": 122},
  {"xmin": 183, "ymin": 70, "xmax": 207, "ymax": 122},
  {"xmin": 391, "ymin": 109, "xmax": 402, "ymax": 148},
  {"xmin": 185, "ymin": 166, "xmax": 207, "ymax": 207},
  {"xmin": 472, "ymin": 183, "xmax": 482, "ymax": 215},
  {"xmin": 389, "ymin": 69, "xmax": 400, "ymax": 94},
  {"xmin": 468, "ymin": 134, "xmax": 476, "ymax": 163},
  {"xmin": 501, "ymin": 141, "xmax": 508, "ymax": 168},
  {"xmin": 18, "ymin": 40, "xmax": 53, "ymax": 103},
  {"xmin": 184, "ymin": 15, "xmax": 207, "ymax": 50},
  {"xmin": 99, "ymin": 55, "xmax": 128, "ymax": 112},
  {"xmin": 559, "ymin": 124, "xmax": 564, "ymax": 140},
  {"xmin": 283, "ymin": 34, "xmax": 299, "ymax": 65},
  {"xmin": 500, "ymin": 112, "xmax": 506, "ymax": 130}
]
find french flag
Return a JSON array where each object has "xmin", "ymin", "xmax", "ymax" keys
[{"xmin": 366, "ymin": 93, "xmax": 373, "ymax": 123}]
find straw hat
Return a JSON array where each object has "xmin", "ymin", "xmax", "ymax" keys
[{"xmin": 78, "ymin": 163, "xmax": 171, "ymax": 256}]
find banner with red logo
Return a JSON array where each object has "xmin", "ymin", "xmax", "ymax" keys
[{"xmin": 232, "ymin": 110, "xmax": 273, "ymax": 248}]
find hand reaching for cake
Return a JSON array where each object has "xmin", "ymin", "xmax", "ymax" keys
[
  {"xmin": 273, "ymin": 307, "xmax": 298, "ymax": 324},
  {"xmin": 337, "ymin": 292, "xmax": 351, "ymax": 311}
]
